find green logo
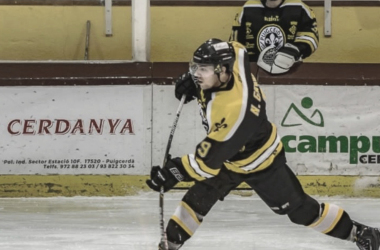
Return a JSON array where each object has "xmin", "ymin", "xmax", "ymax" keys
[
  {"xmin": 281, "ymin": 97, "xmax": 324, "ymax": 127},
  {"xmin": 280, "ymin": 97, "xmax": 380, "ymax": 164}
]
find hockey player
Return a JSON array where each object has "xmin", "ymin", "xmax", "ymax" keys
[
  {"xmin": 146, "ymin": 38, "xmax": 380, "ymax": 250},
  {"xmin": 230, "ymin": 0, "xmax": 319, "ymax": 74}
]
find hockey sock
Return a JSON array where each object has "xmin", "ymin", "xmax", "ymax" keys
[
  {"xmin": 308, "ymin": 203, "xmax": 353, "ymax": 239},
  {"xmin": 166, "ymin": 201, "xmax": 203, "ymax": 245}
]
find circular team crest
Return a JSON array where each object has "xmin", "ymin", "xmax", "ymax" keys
[{"xmin": 257, "ymin": 24, "xmax": 286, "ymax": 52}]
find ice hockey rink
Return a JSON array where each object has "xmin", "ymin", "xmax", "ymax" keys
[{"xmin": 1, "ymin": 191, "xmax": 379, "ymax": 250}]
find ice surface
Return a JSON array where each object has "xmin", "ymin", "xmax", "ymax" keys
[{"xmin": 0, "ymin": 191, "xmax": 379, "ymax": 250}]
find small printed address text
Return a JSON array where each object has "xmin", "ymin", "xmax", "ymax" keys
[{"xmin": 2, "ymin": 158, "xmax": 135, "ymax": 170}]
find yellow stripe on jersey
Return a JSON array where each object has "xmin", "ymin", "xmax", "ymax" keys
[
  {"xmin": 308, "ymin": 203, "xmax": 344, "ymax": 234},
  {"xmin": 182, "ymin": 156, "xmax": 205, "ymax": 181},
  {"xmin": 207, "ymin": 46, "xmax": 249, "ymax": 143},
  {"xmin": 224, "ymin": 141, "xmax": 282, "ymax": 174},
  {"xmin": 295, "ymin": 32, "xmax": 319, "ymax": 52},
  {"xmin": 236, "ymin": 123, "xmax": 278, "ymax": 165},
  {"xmin": 171, "ymin": 201, "xmax": 201, "ymax": 236},
  {"xmin": 244, "ymin": 141, "xmax": 282, "ymax": 172},
  {"xmin": 224, "ymin": 123, "xmax": 283, "ymax": 174},
  {"xmin": 296, "ymin": 32, "xmax": 318, "ymax": 44},
  {"xmin": 196, "ymin": 156, "xmax": 220, "ymax": 176},
  {"xmin": 181, "ymin": 154, "xmax": 220, "ymax": 181},
  {"xmin": 295, "ymin": 37, "xmax": 317, "ymax": 53}
]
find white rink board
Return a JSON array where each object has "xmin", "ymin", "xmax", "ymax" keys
[
  {"xmin": 1, "ymin": 84, "xmax": 379, "ymax": 176},
  {"xmin": 272, "ymin": 85, "xmax": 380, "ymax": 175},
  {"xmin": 152, "ymin": 85, "xmax": 380, "ymax": 176},
  {"xmin": 0, "ymin": 85, "xmax": 152, "ymax": 175}
]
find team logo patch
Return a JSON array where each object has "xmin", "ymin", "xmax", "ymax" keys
[
  {"xmin": 213, "ymin": 118, "xmax": 228, "ymax": 132},
  {"xmin": 257, "ymin": 24, "xmax": 285, "ymax": 52}
]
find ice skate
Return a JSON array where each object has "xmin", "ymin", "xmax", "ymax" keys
[
  {"xmin": 158, "ymin": 242, "xmax": 167, "ymax": 250},
  {"xmin": 158, "ymin": 241, "xmax": 182, "ymax": 250},
  {"xmin": 353, "ymin": 221, "xmax": 380, "ymax": 250}
]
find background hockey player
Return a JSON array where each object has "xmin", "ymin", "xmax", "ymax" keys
[
  {"xmin": 230, "ymin": 0, "xmax": 319, "ymax": 74},
  {"xmin": 146, "ymin": 38, "xmax": 380, "ymax": 250}
]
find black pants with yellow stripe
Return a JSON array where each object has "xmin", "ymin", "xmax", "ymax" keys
[{"xmin": 166, "ymin": 150, "xmax": 353, "ymax": 248}]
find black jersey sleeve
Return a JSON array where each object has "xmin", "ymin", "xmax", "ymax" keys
[{"xmin": 294, "ymin": 3, "xmax": 319, "ymax": 58}]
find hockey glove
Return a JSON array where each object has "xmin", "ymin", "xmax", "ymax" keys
[
  {"xmin": 174, "ymin": 72, "xmax": 197, "ymax": 104},
  {"xmin": 257, "ymin": 45, "xmax": 278, "ymax": 73},
  {"xmin": 146, "ymin": 158, "xmax": 187, "ymax": 192},
  {"xmin": 257, "ymin": 43, "xmax": 301, "ymax": 74},
  {"xmin": 272, "ymin": 43, "xmax": 301, "ymax": 74}
]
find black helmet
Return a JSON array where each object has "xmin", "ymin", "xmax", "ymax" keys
[{"xmin": 192, "ymin": 38, "xmax": 235, "ymax": 73}]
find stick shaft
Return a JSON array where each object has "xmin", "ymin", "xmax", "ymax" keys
[{"xmin": 159, "ymin": 95, "xmax": 186, "ymax": 249}]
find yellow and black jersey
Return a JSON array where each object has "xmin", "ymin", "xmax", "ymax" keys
[
  {"xmin": 230, "ymin": 0, "xmax": 319, "ymax": 62},
  {"xmin": 180, "ymin": 41, "xmax": 283, "ymax": 181}
]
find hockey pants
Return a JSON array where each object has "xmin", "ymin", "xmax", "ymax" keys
[{"xmin": 165, "ymin": 150, "xmax": 353, "ymax": 247}]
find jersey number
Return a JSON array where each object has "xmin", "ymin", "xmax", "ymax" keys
[{"xmin": 197, "ymin": 141, "xmax": 211, "ymax": 158}]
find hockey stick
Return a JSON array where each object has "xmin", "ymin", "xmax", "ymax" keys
[{"xmin": 159, "ymin": 94, "xmax": 186, "ymax": 250}]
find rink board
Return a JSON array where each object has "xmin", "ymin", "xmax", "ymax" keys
[
  {"xmin": 0, "ymin": 85, "xmax": 152, "ymax": 175},
  {"xmin": 152, "ymin": 85, "xmax": 380, "ymax": 175},
  {"xmin": 0, "ymin": 84, "xmax": 379, "ymax": 197}
]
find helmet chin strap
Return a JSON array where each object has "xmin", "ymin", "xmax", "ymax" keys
[
  {"xmin": 216, "ymin": 73, "xmax": 222, "ymax": 86},
  {"xmin": 216, "ymin": 72, "xmax": 231, "ymax": 86},
  {"xmin": 215, "ymin": 64, "xmax": 231, "ymax": 86}
]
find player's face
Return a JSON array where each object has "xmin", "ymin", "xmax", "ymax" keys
[
  {"xmin": 265, "ymin": 0, "xmax": 282, "ymax": 8},
  {"xmin": 189, "ymin": 63, "xmax": 221, "ymax": 90}
]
